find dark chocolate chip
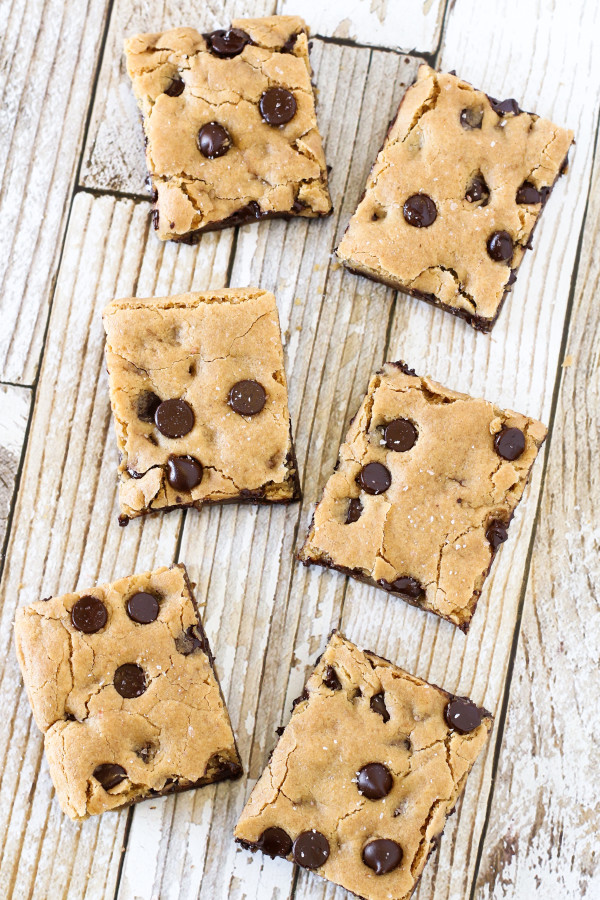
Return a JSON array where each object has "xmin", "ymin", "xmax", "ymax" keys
[
  {"xmin": 152, "ymin": 209, "xmax": 159, "ymax": 230},
  {"xmin": 370, "ymin": 692, "xmax": 390, "ymax": 723},
  {"xmin": 391, "ymin": 576, "xmax": 424, "ymax": 601},
  {"xmin": 291, "ymin": 688, "xmax": 309, "ymax": 710},
  {"xmin": 137, "ymin": 391, "xmax": 161, "ymax": 423},
  {"xmin": 465, "ymin": 174, "xmax": 490, "ymax": 204},
  {"xmin": 460, "ymin": 106, "xmax": 483, "ymax": 129},
  {"xmin": 259, "ymin": 87, "xmax": 297, "ymax": 125},
  {"xmin": 506, "ymin": 269, "xmax": 517, "ymax": 286},
  {"xmin": 323, "ymin": 665, "xmax": 341, "ymax": 690},
  {"xmin": 166, "ymin": 455, "xmax": 203, "ymax": 491},
  {"xmin": 357, "ymin": 462, "xmax": 391, "ymax": 495},
  {"xmin": 126, "ymin": 592, "xmax": 160, "ymax": 624},
  {"xmin": 494, "ymin": 426, "xmax": 525, "ymax": 461},
  {"xmin": 516, "ymin": 181, "xmax": 544, "ymax": 204},
  {"xmin": 486, "ymin": 520, "xmax": 509, "ymax": 550},
  {"xmin": 228, "ymin": 380, "xmax": 266, "ymax": 416},
  {"xmin": 362, "ymin": 838, "xmax": 403, "ymax": 875},
  {"xmin": 445, "ymin": 697, "xmax": 483, "ymax": 733},
  {"xmin": 357, "ymin": 763, "xmax": 393, "ymax": 800},
  {"xmin": 164, "ymin": 77, "xmax": 184, "ymax": 97},
  {"xmin": 175, "ymin": 625, "xmax": 208, "ymax": 656},
  {"xmin": 93, "ymin": 763, "xmax": 127, "ymax": 791},
  {"xmin": 257, "ymin": 827, "xmax": 293, "ymax": 858},
  {"xmin": 71, "ymin": 596, "xmax": 107, "ymax": 634},
  {"xmin": 281, "ymin": 32, "xmax": 299, "ymax": 53},
  {"xmin": 383, "ymin": 418, "xmax": 418, "ymax": 452},
  {"xmin": 136, "ymin": 743, "xmax": 157, "ymax": 763},
  {"xmin": 489, "ymin": 96, "xmax": 521, "ymax": 116},
  {"xmin": 206, "ymin": 28, "xmax": 250, "ymax": 58},
  {"xmin": 487, "ymin": 230, "xmax": 514, "ymax": 262},
  {"xmin": 292, "ymin": 831, "xmax": 330, "ymax": 869},
  {"xmin": 292, "ymin": 197, "xmax": 306, "ymax": 213},
  {"xmin": 403, "ymin": 193, "xmax": 437, "ymax": 228},
  {"xmin": 114, "ymin": 663, "xmax": 146, "ymax": 699},
  {"xmin": 197, "ymin": 122, "xmax": 232, "ymax": 159},
  {"xmin": 154, "ymin": 398, "xmax": 195, "ymax": 438},
  {"xmin": 346, "ymin": 498, "xmax": 363, "ymax": 524}
]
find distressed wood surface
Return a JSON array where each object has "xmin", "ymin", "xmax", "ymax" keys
[{"xmin": 0, "ymin": 385, "xmax": 30, "ymax": 561}]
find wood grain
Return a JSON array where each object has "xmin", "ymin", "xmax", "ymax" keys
[
  {"xmin": 0, "ymin": 0, "xmax": 111, "ymax": 385},
  {"xmin": 0, "ymin": 385, "xmax": 30, "ymax": 561}
]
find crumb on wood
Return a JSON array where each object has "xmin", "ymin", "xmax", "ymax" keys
[{"xmin": 562, "ymin": 354, "xmax": 574, "ymax": 367}]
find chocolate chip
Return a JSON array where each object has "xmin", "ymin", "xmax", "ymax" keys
[
  {"xmin": 228, "ymin": 380, "xmax": 266, "ymax": 416},
  {"xmin": 257, "ymin": 827, "xmax": 292, "ymax": 858},
  {"xmin": 71, "ymin": 596, "xmax": 107, "ymax": 634},
  {"xmin": 494, "ymin": 426, "xmax": 525, "ymax": 461},
  {"xmin": 93, "ymin": 763, "xmax": 127, "ymax": 791},
  {"xmin": 383, "ymin": 419, "xmax": 418, "ymax": 452},
  {"xmin": 516, "ymin": 181, "xmax": 544, "ymax": 204},
  {"xmin": 154, "ymin": 398, "xmax": 195, "ymax": 438},
  {"xmin": 487, "ymin": 230, "xmax": 513, "ymax": 262},
  {"xmin": 357, "ymin": 462, "xmax": 391, "ymax": 495},
  {"xmin": 152, "ymin": 209, "xmax": 159, "ymax": 230},
  {"xmin": 489, "ymin": 96, "xmax": 521, "ymax": 116},
  {"xmin": 460, "ymin": 106, "xmax": 483, "ymax": 129},
  {"xmin": 259, "ymin": 87, "xmax": 297, "ymax": 125},
  {"xmin": 403, "ymin": 193, "xmax": 437, "ymax": 228},
  {"xmin": 323, "ymin": 665, "xmax": 341, "ymax": 690},
  {"xmin": 136, "ymin": 743, "xmax": 157, "ymax": 763},
  {"xmin": 506, "ymin": 269, "xmax": 517, "ymax": 286},
  {"xmin": 126, "ymin": 592, "xmax": 159, "ymax": 624},
  {"xmin": 486, "ymin": 520, "xmax": 509, "ymax": 550},
  {"xmin": 197, "ymin": 122, "xmax": 232, "ymax": 159},
  {"xmin": 362, "ymin": 838, "xmax": 403, "ymax": 875},
  {"xmin": 206, "ymin": 28, "xmax": 250, "ymax": 58},
  {"xmin": 166, "ymin": 455, "xmax": 203, "ymax": 491},
  {"xmin": 357, "ymin": 763, "xmax": 393, "ymax": 800},
  {"xmin": 370, "ymin": 692, "xmax": 390, "ymax": 723},
  {"xmin": 391, "ymin": 576, "xmax": 424, "ymax": 601},
  {"xmin": 346, "ymin": 498, "xmax": 363, "ymax": 524},
  {"xmin": 164, "ymin": 77, "xmax": 184, "ymax": 97},
  {"xmin": 292, "ymin": 831, "xmax": 330, "ymax": 869},
  {"xmin": 445, "ymin": 697, "xmax": 483, "ymax": 733},
  {"xmin": 465, "ymin": 174, "xmax": 490, "ymax": 204},
  {"xmin": 175, "ymin": 624, "xmax": 208, "ymax": 656},
  {"xmin": 281, "ymin": 32, "xmax": 299, "ymax": 53},
  {"xmin": 114, "ymin": 664, "xmax": 146, "ymax": 699},
  {"xmin": 137, "ymin": 391, "xmax": 161, "ymax": 423}
]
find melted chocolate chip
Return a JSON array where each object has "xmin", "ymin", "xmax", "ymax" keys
[
  {"xmin": 357, "ymin": 763, "xmax": 393, "ymax": 800},
  {"xmin": 403, "ymin": 193, "xmax": 437, "ymax": 228},
  {"xmin": 357, "ymin": 462, "xmax": 391, "ymax": 495},
  {"xmin": 487, "ymin": 230, "xmax": 514, "ymax": 262},
  {"xmin": 206, "ymin": 28, "xmax": 250, "ymax": 58},
  {"xmin": 445, "ymin": 697, "xmax": 483, "ymax": 733},
  {"xmin": 197, "ymin": 122, "xmax": 232, "ymax": 159},
  {"xmin": 126, "ymin": 592, "xmax": 160, "ymax": 624},
  {"xmin": 506, "ymin": 269, "xmax": 517, "ymax": 286},
  {"xmin": 71, "ymin": 596, "xmax": 107, "ymax": 634},
  {"xmin": 259, "ymin": 87, "xmax": 297, "ymax": 125},
  {"xmin": 137, "ymin": 391, "xmax": 161, "ymax": 423},
  {"xmin": 383, "ymin": 418, "xmax": 418, "ymax": 452},
  {"xmin": 152, "ymin": 209, "xmax": 159, "ymax": 230},
  {"xmin": 93, "ymin": 763, "xmax": 127, "ymax": 791},
  {"xmin": 494, "ymin": 426, "xmax": 525, "ymax": 461},
  {"xmin": 257, "ymin": 827, "xmax": 292, "ymax": 858},
  {"xmin": 175, "ymin": 625, "xmax": 208, "ymax": 656},
  {"xmin": 489, "ymin": 96, "xmax": 521, "ymax": 116},
  {"xmin": 164, "ymin": 77, "xmax": 184, "ymax": 97},
  {"xmin": 465, "ymin": 174, "xmax": 490, "ymax": 204},
  {"xmin": 281, "ymin": 32, "xmax": 299, "ymax": 53},
  {"xmin": 323, "ymin": 665, "xmax": 341, "ymax": 690},
  {"xmin": 516, "ymin": 181, "xmax": 544, "ymax": 204},
  {"xmin": 228, "ymin": 380, "xmax": 266, "ymax": 416},
  {"xmin": 155, "ymin": 398, "xmax": 195, "ymax": 438},
  {"xmin": 370, "ymin": 692, "xmax": 390, "ymax": 723},
  {"xmin": 486, "ymin": 520, "xmax": 509, "ymax": 550},
  {"xmin": 346, "ymin": 497, "xmax": 363, "ymax": 524},
  {"xmin": 391, "ymin": 576, "xmax": 424, "ymax": 601},
  {"xmin": 460, "ymin": 106, "xmax": 483, "ymax": 129},
  {"xmin": 362, "ymin": 838, "xmax": 403, "ymax": 875},
  {"xmin": 114, "ymin": 664, "xmax": 147, "ymax": 699},
  {"xmin": 292, "ymin": 831, "xmax": 330, "ymax": 869},
  {"xmin": 166, "ymin": 455, "xmax": 203, "ymax": 491}
]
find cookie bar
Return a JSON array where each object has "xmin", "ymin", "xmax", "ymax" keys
[
  {"xmin": 124, "ymin": 16, "xmax": 331, "ymax": 242},
  {"xmin": 298, "ymin": 362, "xmax": 547, "ymax": 630},
  {"xmin": 235, "ymin": 632, "xmax": 492, "ymax": 900},
  {"xmin": 336, "ymin": 64, "xmax": 573, "ymax": 331},
  {"xmin": 14, "ymin": 564, "xmax": 241, "ymax": 820},
  {"xmin": 103, "ymin": 288, "xmax": 300, "ymax": 524}
]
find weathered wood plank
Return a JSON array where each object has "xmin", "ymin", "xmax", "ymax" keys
[
  {"xmin": 0, "ymin": 193, "xmax": 233, "ymax": 900},
  {"xmin": 0, "ymin": 0, "xmax": 112, "ymax": 385},
  {"xmin": 278, "ymin": 0, "xmax": 447, "ymax": 54},
  {"xmin": 473, "ymin": 126, "xmax": 600, "ymax": 900},
  {"xmin": 0, "ymin": 384, "xmax": 31, "ymax": 561}
]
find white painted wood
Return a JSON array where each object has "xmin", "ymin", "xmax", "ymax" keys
[
  {"xmin": 278, "ymin": 0, "xmax": 447, "ymax": 54},
  {"xmin": 0, "ymin": 0, "xmax": 111, "ymax": 385},
  {"xmin": 0, "ymin": 384, "xmax": 30, "ymax": 557}
]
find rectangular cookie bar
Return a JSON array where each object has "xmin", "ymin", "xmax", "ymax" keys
[
  {"xmin": 125, "ymin": 16, "xmax": 332, "ymax": 242},
  {"xmin": 336, "ymin": 64, "xmax": 573, "ymax": 331},
  {"xmin": 235, "ymin": 631, "xmax": 492, "ymax": 900},
  {"xmin": 103, "ymin": 288, "xmax": 300, "ymax": 524},
  {"xmin": 14, "ymin": 564, "xmax": 242, "ymax": 820},
  {"xmin": 298, "ymin": 362, "xmax": 547, "ymax": 630}
]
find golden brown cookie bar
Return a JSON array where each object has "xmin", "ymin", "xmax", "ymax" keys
[
  {"xmin": 103, "ymin": 288, "xmax": 300, "ymax": 524},
  {"xmin": 235, "ymin": 632, "xmax": 492, "ymax": 900},
  {"xmin": 13, "ymin": 564, "xmax": 241, "ymax": 820},
  {"xmin": 298, "ymin": 362, "xmax": 547, "ymax": 630},
  {"xmin": 336, "ymin": 64, "xmax": 573, "ymax": 331},
  {"xmin": 124, "ymin": 16, "xmax": 332, "ymax": 241}
]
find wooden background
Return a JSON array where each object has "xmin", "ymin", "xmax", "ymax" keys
[{"xmin": 0, "ymin": 0, "xmax": 598, "ymax": 898}]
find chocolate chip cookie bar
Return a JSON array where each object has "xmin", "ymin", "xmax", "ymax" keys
[
  {"xmin": 336, "ymin": 64, "xmax": 573, "ymax": 331},
  {"xmin": 298, "ymin": 362, "xmax": 547, "ymax": 630},
  {"xmin": 103, "ymin": 288, "xmax": 300, "ymax": 524},
  {"xmin": 124, "ymin": 16, "xmax": 332, "ymax": 241},
  {"xmin": 14, "ymin": 564, "xmax": 241, "ymax": 820},
  {"xmin": 235, "ymin": 632, "xmax": 492, "ymax": 899}
]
